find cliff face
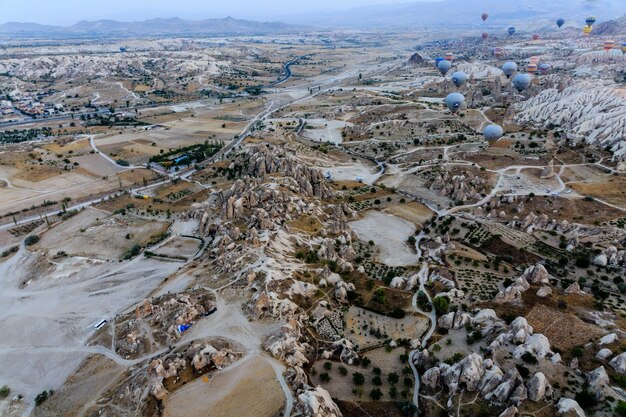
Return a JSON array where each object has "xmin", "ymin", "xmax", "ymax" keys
[{"xmin": 515, "ymin": 78, "xmax": 626, "ymax": 160}]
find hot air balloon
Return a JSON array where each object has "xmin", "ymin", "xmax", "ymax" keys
[
  {"xmin": 483, "ymin": 124, "xmax": 504, "ymax": 141},
  {"xmin": 502, "ymin": 61, "xmax": 518, "ymax": 78},
  {"xmin": 526, "ymin": 63, "xmax": 538, "ymax": 74},
  {"xmin": 539, "ymin": 63, "xmax": 552, "ymax": 75},
  {"xmin": 445, "ymin": 93, "xmax": 465, "ymax": 113},
  {"xmin": 512, "ymin": 73, "xmax": 532, "ymax": 92},
  {"xmin": 493, "ymin": 47, "xmax": 506, "ymax": 59},
  {"xmin": 556, "ymin": 18, "xmax": 565, "ymax": 28},
  {"xmin": 529, "ymin": 56, "xmax": 540, "ymax": 65},
  {"xmin": 603, "ymin": 40, "xmax": 616, "ymax": 52},
  {"xmin": 532, "ymin": 34, "xmax": 540, "ymax": 41},
  {"xmin": 481, "ymin": 13, "xmax": 488, "ymax": 22},
  {"xmin": 482, "ymin": 32, "xmax": 489, "ymax": 41},
  {"xmin": 508, "ymin": 27, "xmax": 516, "ymax": 36},
  {"xmin": 437, "ymin": 59, "xmax": 452, "ymax": 76},
  {"xmin": 451, "ymin": 71, "xmax": 468, "ymax": 87},
  {"xmin": 585, "ymin": 16, "xmax": 596, "ymax": 26},
  {"xmin": 435, "ymin": 57, "xmax": 445, "ymax": 68},
  {"xmin": 622, "ymin": 43, "xmax": 626, "ymax": 54},
  {"xmin": 444, "ymin": 52, "xmax": 454, "ymax": 62},
  {"xmin": 583, "ymin": 26, "xmax": 592, "ymax": 36}
]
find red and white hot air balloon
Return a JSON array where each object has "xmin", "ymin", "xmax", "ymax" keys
[
  {"xmin": 603, "ymin": 39, "xmax": 616, "ymax": 52},
  {"xmin": 444, "ymin": 52, "xmax": 454, "ymax": 61}
]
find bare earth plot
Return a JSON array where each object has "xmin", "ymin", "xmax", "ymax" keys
[
  {"xmin": 162, "ymin": 354, "xmax": 285, "ymax": 417},
  {"xmin": 349, "ymin": 210, "xmax": 419, "ymax": 267}
]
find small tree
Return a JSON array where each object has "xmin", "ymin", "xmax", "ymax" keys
[
  {"xmin": 0, "ymin": 385, "xmax": 10, "ymax": 399},
  {"xmin": 361, "ymin": 357, "xmax": 371, "ymax": 368},
  {"xmin": 320, "ymin": 372, "xmax": 331, "ymax": 383},
  {"xmin": 387, "ymin": 372, "xmax": 399, "ymax": 385},
  {"xmin": 432, "ymin": 296, "xmax": 450, "ymax": 314},
  {"xmin": 352, "ymin": 372, "xmax": 365, "ymax": 386},
  {"xmin": 369, "ymin": 388, "xmax": 383, "ymax": 401},
  {"xmin": 323, "ymin": 361, "xmax": 332, "ymax": 371}
]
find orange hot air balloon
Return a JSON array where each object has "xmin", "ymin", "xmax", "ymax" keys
[
  {"xmin": 526, "ymin": 63, "xmax": 538, "ymax": 74},
  {"xmin": 481, "ymin": 13, "xmax": 488, "ymax": 22},
  {"xmin": 482, "ymin": 32, "xmax": 489, "ymax": 41},
  {"xmin": 583, "ymin": 26, "xmax": 592, "ymax": 36},
  {"xmin": 603, "ymin": 40, "xmax": 616, "ymax": 52},
  {"xmin": 532, "ymin": 34, "xmax": 540, "ymax": 41},
  {"xmin": 444, "ymin": 52, "xmax": 454, "ymax": 61}
]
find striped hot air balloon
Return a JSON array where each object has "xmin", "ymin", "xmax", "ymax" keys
[
  {"xmin": 481, "ymin": 13, "xmax": 488, "ymax": 22},
  {"xmin": 603, "ymin": 40, "xmax": 616, "ymax": 52},
  {"xmin": 492, "ymin": 47, "xmax": 506, "ymax": 59},
  {"xmin": 585, "ymin": 16, "xmax": 596, "ymax": 26},
  {"xmin": 583, "ymin": 26, "xmax": 592, "ymax": 36},
  {"xmin": 529, "ymin": 56, "xmax": 540, "ymax": 65},
  {"xmin": 482, "ymin": 32, "xmax": 489, "ymax": 41},
  {"xmin": 532, "ymin": 34, "xmax": 540, "ymax": 41},
  {"xmin": 444, "ymin": 52, "xmax": 454, "ymax": 61},
  {"xmin": 526, "ymin": 63, "xmax": 538, "ymax": 74}
]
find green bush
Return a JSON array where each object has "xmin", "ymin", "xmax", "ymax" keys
[
  {"xmin": 0, "ymin": 385, "xmax": 10, "ymax": 398},
  {"xmin": 24, "ymin": 235, "xmax": 40, "ymax": 246},
  {"xmin": 352, "ymin": 372, "xmax": 365, "ymax": 385}
]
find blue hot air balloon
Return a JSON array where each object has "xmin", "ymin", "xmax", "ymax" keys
[
  {"xmin": 539, "ymin": 63, "xmax": 552, "ymax": 75},
  {"xmin": 508, "ymin": 27, "xmax": 516, "ymax": 36},
  {"xmin": 437, "ymin": 59, "xmax": 452, "ymax": 76},
  {"xmin": 451, "ymin": 71, "xmax": 468, "ymax": 87},
  {"xmin": 512, "ymin": 73, "xmax": 532, "ymax": 92},
  {"xmin": 585, "ymin": 16, "xmax": 596, "ymax": 27},
  {"xmin": 502, "ymin": 62, "xmax": 518, "ymax": 78},
  {"xmin": 483, "ymin": 124, "xmax": 504, "ymax": 141},
  {"xmin": 444, "ymin": 92, "xmax": 465, "ymax": 113},
  {"xmin": 556, "ymin": 18, "xmax": 565, "ymax": 28},
  {"xmin": 435, "ymin": 57, "xmax": 445, "ymax": 68}
]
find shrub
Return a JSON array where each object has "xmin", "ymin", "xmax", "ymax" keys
[
  {"xmin": 432, "ymin": 296, "xmax": 450, "ymax": 314},
  {"xmin": 35, "ymin": 390, "xmax": 52, "ymax": 406},
  {"xmin": 0, "ymin": 385, "xmax": 10, "ymax": 399},
  {"xmin": 323, "ymin": 361, "xmax": 332, "ymax": 371},
  {"xmin": 338, "ymin": 366, "xmax": 348, "ymax": 376},
  {"xmin": 372, "ymin": 375, "xmax": 382, "ymax": 386},
  {"xmin": 387, "ymin": 372, "xmax": 399, "ymax": 385},
  {"xmin": 320, "ymin": 372, "xmax": 331, "ymax": 383},
  {"xmin": 361, "ymin": 357, "xmax": 371, "ymax": 368},
  {"xmin": 352, "ymin": 372, "xmax": 365, "ymax": 385},
  {"xmin": 24, "ymin": 235, "xmax": 40, "ymax": 246},
  {"xmin": 369, "ymin": 388, "xmax": 383, "ymax": 400},
  {"xmin": 521, "ymin": 352, "xmax": 538, "ymax": 365}
]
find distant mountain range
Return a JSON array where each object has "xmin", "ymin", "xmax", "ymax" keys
[{"xmin": 0, "ymin": 17, "xmax": 308, "ymax": 38}]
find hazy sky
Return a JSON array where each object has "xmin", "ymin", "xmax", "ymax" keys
[{"xmin": 0, "ymin": 0, "xmax": 434, "ymax": 25}]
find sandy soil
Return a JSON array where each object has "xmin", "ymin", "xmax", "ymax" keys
[
  {"xmin": 301, "ymin": 119, "xmax": 352, "ymax": 144},
  {"xmin": 37, "ymin": 208, "xmax": 169, "ymax": 260},
  {"xmin": 153, "ymin": 236, "xmax": 201, "ymax": 259},
  {"xmin": 349, "ymin": 210, "xmax": 419, "ymax": 267},
  {"xmin": 321, "ymin": 160, "xmax": 382, "ymax": 185},
  {"xmin": 0, "ymin": 244, "xmax": 179, "ymax": 400},
  {"xmin": 163, "ymin": 354, "xmax": 285, "ymax": 417}
]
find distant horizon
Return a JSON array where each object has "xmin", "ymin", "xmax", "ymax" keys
[{"xmin": 0, "ymin": 0, "xmax": 438, "ymax": 26}]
